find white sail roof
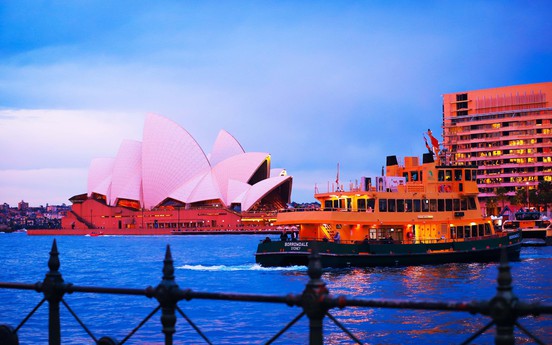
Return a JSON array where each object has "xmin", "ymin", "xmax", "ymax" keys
[{"xmin": 85, "ymin": 113, "xmax": 292, "ymax": 211}]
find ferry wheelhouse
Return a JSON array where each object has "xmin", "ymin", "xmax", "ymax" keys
[{"xmin": 255, "ymin": 152, "xmax": 522, "ymax": 267}]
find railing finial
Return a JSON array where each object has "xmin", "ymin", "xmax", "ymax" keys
[
  {"xmin": 48, "ymin": 239, "xmax": 60, "ymax": 273},
  {"xmin": 156, "ymin": 244, "xmax": 179, "ymax": 343},
  {"xmin": 43, "ymin": 239, "xmax": 65, "ymax": 344},
  {"xmin": 307, "ymin": 245, "xmax": 323, "ymax": 281},
  {"xmin": 163, "ymin": 244, "xmax": 175, "ymax": 281}
]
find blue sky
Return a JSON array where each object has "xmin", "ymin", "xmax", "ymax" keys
[{"xmin": 1, "ymin": 1, "xmax": 551, "ymax": 206}]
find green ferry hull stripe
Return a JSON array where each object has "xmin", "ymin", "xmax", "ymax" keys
[{"xmin": 255, "ymin": 230, "xmax": 522, "ymax": 268}]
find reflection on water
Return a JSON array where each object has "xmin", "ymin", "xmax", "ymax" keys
[
  {"xmin": 322, "ymin": 263, "xmax": 493, "ymax": 300},
  {"xmin": 319, "ymin": 256, "xmax": 551, "ymax": 344}
]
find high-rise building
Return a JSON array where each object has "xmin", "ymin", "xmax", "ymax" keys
[{"xmin": 442, "ymin": 82, "xmax": 552, "ymax": 213}]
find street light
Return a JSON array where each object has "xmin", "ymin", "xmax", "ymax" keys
[{"xmin": 526, "ymin": 182, "xmax": 529, "ymax": 209}]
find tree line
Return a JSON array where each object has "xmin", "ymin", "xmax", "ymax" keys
[{"xmin": 487, "ymin": 181, "xmax": 552, "ymax": 215}]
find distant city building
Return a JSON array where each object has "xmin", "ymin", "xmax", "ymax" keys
[
  {"xmin": 17, "ymin": 200, "xmax": 29, "ymax": 211},
  {"xmin": 0, "ymin": 202, "xmax": 69, "ymax": 232},
  {"xmin": 442, "ymin": 82, "xmax": 552, "ymax": 213}
]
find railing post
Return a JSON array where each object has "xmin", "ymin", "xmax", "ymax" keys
[
  {"xmin": 302, "ymin": 250, "xmax": 328, "ymax": 345},
  {"xmin": 41, "ymin": 239, "xmax": 66, "ymax": 345},
  {"xmin": 491, "ymin": 250, "xmax": 516, "ymax": 345},
  {"xmin": 154, "ymin": 245, "xmax": 179, "ymax": 345},
  {"xmin": 0, "ymin": 325, "xmax": 19, "ymax": 345}
]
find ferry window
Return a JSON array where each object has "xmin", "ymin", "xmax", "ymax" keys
[
  {"xmin": 333, "ymin": 199, "xmax": 339, "ymax": 209},
  {"xmin": 503, "ymin": 221, "xmax": 519, "ymax": 230},
  {"xmin": 324, "ymin": 200, "xmax": 332, "ymax": 209},
  {"xmin": 455, "ymin": 170, "xmax": 462, "ymax": 181},
  {"xmin": 397, "ymin": 199, "xmax": 404, "ymax": 212},
  {"xmin": 422, "ymin": 199, "xmax": 430, "ymax": 212},
  {"xmin": 438, "ymin": 199, "xmax": 445, "ymax": 211},
  {"xmin": 468, "ymin": 197, "xmax": 477, "ymax": 210},
  {"xmin": 367, "ymin": 199, "xmax": 375, "ymax": 211},
  {"xmin": 420, "ymin": 171, "xmax": 423, "ymax": 181},
  {"xmin": 457, "ymin": 226, "xmax": 464, "ymax": 239},
  {"xmin": 446, "ymin": 199, "xmax": 453, "ymax": 211},
  {"xmin": 465, "ymin": 169, "xmax": 471, "ymax": 181},
  {"xmin": 388, "ymin": 199, "xmax": 396, "ymax": 212},
  {"xmin": 478, "ymin": 224, "xmax": 484, "ymax": 237},
  {"xmin": 405, "ymin": 199, "xmax": 413, "ymax": 212},
  {"xmin": 369, "ymin": 228, "xmax": 377, "ymax": 240},
  {"xmin": 411, "ymin": 171, "xmax": 419, "ymax": 181},
  {"xmin": 461, "ymin": 198, "xmax": 468, "ymax": 210},
  {"xmin": 438, "ymin": 170, "xmax": 445, "ymax": 181},
  {"xmin": 466, "ymin": 226, "xmax": 472, "ymax": 238},
  {"xmin": 485, "ymin": 223, "xmax": 491, "ymax": 235},
  {"xmin": 430, "ymin": 199, "xmax": 437, "ymax": 212},
  {"xmin": 347, "ymin": 198, "xmax": 352, "ymax": 211},
  {"xmin": 379, "ymin": 199, "xmax": 387, "ymax": 212},
  {"xmin": 339, "ymin": 199, "xmax": 345, "ymax": 209},
  {"xmin": 403, "ymin": 172, "xmax": 409, "ymax": 182},
  {"xmin": 414, "ymin": 199, "xmax": 421, "ymax": 212},
  {"xmin": 445, "ymin": 170, "xmax": 452, "ymax": 181},
  {"xmin": 471, "ymin": 225, "xmax": 478, "ymax": 238},
  {"xmin": 357, "ymin": 199, "xmax": 366, "ymax": 211},
  {"xmin": 450, "ymin": 226, "xmax": 456, "ymax": 239},
  {"xmin": 453, "ymin": 199, "xmax": 460, "ymax": 211}
]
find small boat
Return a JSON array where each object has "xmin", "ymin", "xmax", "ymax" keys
[
  {"xmin": 87, "ymin": 231, "xmax": 104, "ymax": 237},
  {"xmin": 255, "ymin": 151, "xmax": 522, "ymax": 268},
  {"xmin": 503, "ymin": 208, "xmax": 552, "ymax": 246}
]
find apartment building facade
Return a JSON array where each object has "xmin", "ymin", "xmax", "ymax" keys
[{"xmin": 442, "ymin": 82, "xmax": 552, "ymax": 213}]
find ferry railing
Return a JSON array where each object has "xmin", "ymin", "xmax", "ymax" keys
[
  {"xmin": 0, "ymin": 240, "xmax": 550, "ymax": 345},
  {"xmin": 292, "ymin": 235, "xmax": 504, "ymax": 245}
]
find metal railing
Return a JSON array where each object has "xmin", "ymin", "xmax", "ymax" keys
[{"xmin": 0, "ymin": 239, "xmax": 551, "ymax": 345}]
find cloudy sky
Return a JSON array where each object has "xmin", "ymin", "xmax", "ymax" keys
[{"xmin": 1, "ymin": 1, "xmax": 551, "ymax": 206}]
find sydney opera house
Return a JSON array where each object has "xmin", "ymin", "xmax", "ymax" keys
[{"xmin": 57, "ymin": 113, "xmax": 292, "ymax": 234}]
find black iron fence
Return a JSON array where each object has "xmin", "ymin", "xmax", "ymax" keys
[{"xmin": 0, "ymin": 239, "xmax": 551, "ymax": 345}]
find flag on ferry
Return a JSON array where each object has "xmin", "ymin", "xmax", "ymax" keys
[
  {"xmin": 336, "ymin": 163, "xmax": 340, "ymax": 185},
  {"xmin": 423, "ymin": 135, "xmax": 432, "ymax": 154},
  {"xmin": 427, "ymin": 129, "xmax": 439, "ymax": 149}
]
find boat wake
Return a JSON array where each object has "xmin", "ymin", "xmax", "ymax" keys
[{"xmin": 176, "ymin": 264, "xmax": 307, "ymax": 272}]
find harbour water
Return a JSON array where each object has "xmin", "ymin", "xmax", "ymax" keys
[{"xmin": 0, "ymin": 233, "xmax": 550, "ymax": 344}]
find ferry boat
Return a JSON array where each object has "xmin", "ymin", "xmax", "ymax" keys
[
  {"xmin": 255, "ymin": 152, "xmax": 522, "ymax": 268},
  {"xmin": 503, "ymin": 208, "xmax": 551, "ymax": 246}
]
